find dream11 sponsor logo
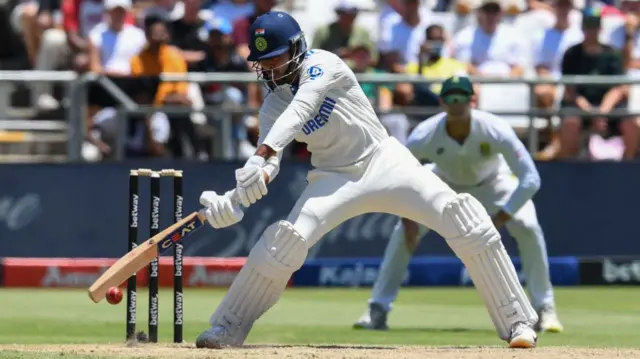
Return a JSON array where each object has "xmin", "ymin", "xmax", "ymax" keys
[{"xmin": 602, "ymin": 258, "xmax": 640, "ymax": 284}]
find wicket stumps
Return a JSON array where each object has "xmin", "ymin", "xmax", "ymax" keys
[{"xmin": 126, "ymin": 168, "xmax": 184, "ymax": 343}]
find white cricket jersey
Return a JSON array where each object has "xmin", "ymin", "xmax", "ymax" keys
[
  {"xmin": 259, "ymin": 49, "xmax": 389, "ymax": 169},
  {"xmin": 406, "ymin": 109, "xmax": 541, "ymax": 215}
]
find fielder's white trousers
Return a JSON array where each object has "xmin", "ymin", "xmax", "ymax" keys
[
  {"xmin": 371, "ymin": 164, "xmax": 555, "ymax": 310},
  {"xmin": 286, "ymin": 137, "xmax": 460, "ymax": 248}
]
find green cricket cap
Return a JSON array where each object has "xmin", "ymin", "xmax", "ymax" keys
[{"xmin": 440, "ymin": 75, "xmax": 474, "ymax": 96}]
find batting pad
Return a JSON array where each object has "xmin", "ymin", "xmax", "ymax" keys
[
  {"xmin": 442, "ymin": 194, "xmax": 538, "ymax": 341},
  {"xmin": 208, "ymin": 220, "xmax": 308, "ymax": 345}
]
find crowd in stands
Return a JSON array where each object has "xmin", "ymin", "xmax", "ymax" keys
[{"xmin": 3, "ymin": 0, "xmax": 640, "ymax": 161}]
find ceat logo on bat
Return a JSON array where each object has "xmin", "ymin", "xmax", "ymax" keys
[{"xmin": 157, "ymin": 215, "xmax": 205, "ymax": 252}]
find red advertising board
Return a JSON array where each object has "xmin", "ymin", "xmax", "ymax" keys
[{"xmin": 1, "ymin": 257, "xmax": 247, "ymax": 288}]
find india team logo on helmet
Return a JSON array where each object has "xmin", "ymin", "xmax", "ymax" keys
[
  {"xmin": 254, "ymin": 28, "xmax": 268, "ymax": 52},
  {"xmin": 255, "ymin": 38, "xmax": 268, "ymax": 52}
]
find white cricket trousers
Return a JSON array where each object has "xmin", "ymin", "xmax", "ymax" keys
[
  {"xmin": 286, "ymin": 137, "xmax": 460, "ymax": 248},
  {"xmin": 371, "ymin": 164, "xmax": 555, "ymax": 310}
]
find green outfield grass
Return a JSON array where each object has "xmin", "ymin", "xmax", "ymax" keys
[{"xmin": 0, "ymin": 287, "xmax": 638, "ymax": 349}]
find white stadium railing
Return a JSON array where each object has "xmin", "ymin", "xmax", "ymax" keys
[{"xmin": 1, "ymin": 71, "xmax": 640, "ymax": 161}]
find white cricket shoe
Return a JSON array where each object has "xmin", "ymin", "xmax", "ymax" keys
[
  {"xmin": 508, "ymin": 322, "xmax": 537, "ymax": 349},
  {"xmin": 353, "ymin": 303, "xmax": 389, "ymax": 330},
  {"xmin": 536, "ymin": 305, "xmax": 564, "ymax": 333},
  {"xmin": 195, "ymin": 325, "xmax": 231, "ymax": 349}
]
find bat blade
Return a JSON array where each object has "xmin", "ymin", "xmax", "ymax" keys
[{"xmin": 88, "ymin": 210, "xmax": 206, "ymax": 303}]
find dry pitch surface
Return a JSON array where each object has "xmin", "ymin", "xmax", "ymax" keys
[{"xmin": 1, "ymin": 344, "xmax": 640, "ymax": 359}]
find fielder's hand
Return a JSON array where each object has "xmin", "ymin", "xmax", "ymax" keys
[
  {"xmin": 199, "ymin": 190, "xmax": 244, "ymax": 229},
  {"xmin": 235, "ymin": 155, "xmax": 268, "ymax": 207}
]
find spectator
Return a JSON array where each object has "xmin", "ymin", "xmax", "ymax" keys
[
  {"xmin": 169, "ymin": 0, "xmax": 211, "ymax": 125},
  {"xmin": 88, "ymin": 0, "xmax": 145, "ymax": 76},
  {"xmin": 211, "ymin": 0, "xmax": 254, "ymax": 25},
  {"xmin": 231, "ymin": 0, "xmax": 276, "ymax": 59},
  {"xmin": 524, "ymin": 0, "xmax": 582, "ymax": 27},
  {"xmin": 377, "ymin": 0, "xmax": 403, "ymax": 26},
  {"xmin": 380, "ymin": 83, "xmax": 412, "ymax": 144},
  {"xmin": 10, "ymin": 0, "xmax": 60, "ymax": 66},
  {"xmin": 378, "ymin": 0, "xmax": 429, "ymax": 71},
  {"xmin": 31, "ymin": 0, "xmax": 113, "ymax": 110},
  {"xmin": 406, "ymin": 24, "xmax": 467, "ymax": 95},
  {"xmin": 198, "ymin": 17, "xmax": 260, "ymax": 158},
  {"xmin": 559, "ymin": 9, "xmax": 637, "ymax": 160},
  {"xmin": 608, "ymin": 0, "xmax": 640, "ymax": 75},
  {"xmin": 84, "ymin": 0, "xmax": 145, "ymax": 138},
  {"xmin": 376, "ymin": 0, "xmax": 431, "ymax": 34},
  {"xmin": 451, "ymin": 0, "xmax": 527, "ymax": 78},
  {"xmin": 131, "ymin": 14, "xmax": 203, "ymax": 158},
  {"xmin": 347, "ymin": 41, "xmax": 393, "ymax": 112},
  {"xmin": 238, "ymin": 115, "xmax": 259, "ymax": 157},
  {"xmin": 312, "ymin": 0, "xmax": 374, "ymax": 60},
  {"xmin": 131, "ymin": 14, "xmax": 189, "ymax": 106},
  {"xmin": 137, "ymin": 0, "xmax": 185, "ymax": 25},
  {"xmin": 532, "ymin": 0, "xmax": 583, "ymax": 160},
  {"xmin": 86, "ymin": 89, "xmax": 171, "ymax": 160},
  {"xmin": 171, "ymin": 0, "xmax": 208, "ymax": 71}
]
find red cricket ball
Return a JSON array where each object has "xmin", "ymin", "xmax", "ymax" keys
[{"xmin": 106, "ymin": 286, "xmax": 123, "ymax": 305}]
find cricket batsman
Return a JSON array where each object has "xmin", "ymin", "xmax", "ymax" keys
[
  {"xmin": 354, "ymin": 76, "xmax": 564, "ymax": 333},
  {"xmin": 195, "ymin": 12, "xmax": 538, "ymax": 349}
]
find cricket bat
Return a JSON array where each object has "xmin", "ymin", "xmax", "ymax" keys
[{"xmin": 87, "ymin": 209, "xmax": 207, "ymax": 303}]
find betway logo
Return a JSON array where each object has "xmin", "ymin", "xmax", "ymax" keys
[
  {"xmin": 319, "ymin": 264, "xmax": 410, "ymax": 287},
  {"xmin": 187, "ymin": 265, "xmax": 239, "ymax": 286},
  {"xmin": 41, "ymin": 266, "xmax": 108, "ymax": 287},
  {"xmin": 602, "ymin": 259, "xmax": 640, "ymax": 283}
]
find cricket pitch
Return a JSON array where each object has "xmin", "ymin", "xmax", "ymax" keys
[{"xmin": 1, "ymin": 344, "xmax": 639, "ymax": 359}]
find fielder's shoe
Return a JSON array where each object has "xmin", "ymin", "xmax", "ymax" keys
[
  {"xmin": 508, "ymin": 322, "xmax": 538, "ymax": 349},
  {"xmin": 536, "ymin": 305, "xmax": 564, "ymax": 333},
  {"xmin": 195, "ymin": 325, "xmax": 230, "ymax": 349},
  {"xmin": 353, "ymin": 302, "xmax": 389, "ymax": 330}
]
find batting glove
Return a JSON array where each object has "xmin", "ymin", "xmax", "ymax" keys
[
  {"xmin": 199, "ymin": 190, "xmax": 244, "ymax": 229},
  {"xmin": 235, "ymin": 155, "xmax": 268, "ymax": 207}
]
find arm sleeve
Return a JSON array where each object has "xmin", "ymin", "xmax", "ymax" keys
[
  {"xmin": 494, "ymin": 122, "xmax": 541, "ymax": 216},
  {"xmin": 508, "ymin": 31, "xmax": 528, "ymax": 66},
  {"xmin": 130, "ymin": 56, "xmax": 142, "ymax": 75},
  {"xmin": 261, "ymin": 57, "xmax": 345, "ymax": 152},
  {"xmin": 609, "ymin": 50, "xmax": 624, "ymax": 75},
  {"xmin": 608, "ymin": 26, "xmax": 625, "ymax": 50},
  {"xmin": 405, "ymin": 62, "xmax": 419, "ymax": 74},
  {"xmin": 377, "ymin": 22, "xmax": 395, "ymax": 53},
  {"xmin": 561, "ymin": 46, "xmax": 576, "ymax": 75},
  {"xmin": 155, "ymin": 46, "xmax": 188, "ymax": 104},
  {"xmin": 257, "ymin": 108, "xmax": 283, "ymax": 182},
  {"xmin": 451, "ymin": 32, "xmax": 470, "ymax": 64},
  {"xmin": 532, "ymin": 31, "xmax": 546, "ymax": 67},
  {"xmin": 62, "ymin": 0, "xmax": 78, "ymax": 32},
  {"xmin": 88, "ymin": 28, "xmax": 100, "ymax": 47},
  {"xmin": 404, "ymin": 122, "xmax": 432, "ymax": 161}
]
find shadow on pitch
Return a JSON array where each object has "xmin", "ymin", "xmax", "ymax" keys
[
  {"xmin": 384, "ymin": 327, "xmax": 496, "ymax": 334},
  {"xmin": 242, "ymin": 344, "xmax": 396, "ymax": 350}
]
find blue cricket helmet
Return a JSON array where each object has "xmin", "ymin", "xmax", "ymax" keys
[{"xmin": 248, "ymin": 11, "xmax": 305, "ymax": 61}]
